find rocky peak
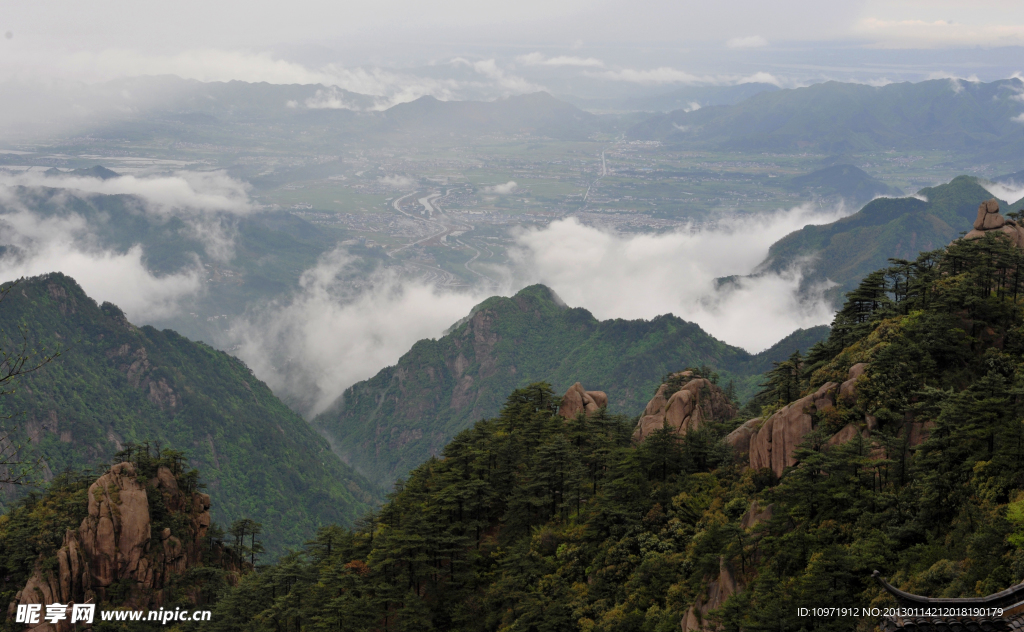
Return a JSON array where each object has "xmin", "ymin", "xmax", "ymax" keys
[
  {"xmin": 964, "ymin": 198, "xmax": 1024, "ymax": 247},
  {"xmin": 633, "ymin": 370, "xmax": 738, "ymax": 441},
  {"xmin": 557, "ymin": 382, "xmax": 608, "ymax": 419},
  {"xmin": 6, "ymin": 460, "xmax": 227, "ymax": 631}
]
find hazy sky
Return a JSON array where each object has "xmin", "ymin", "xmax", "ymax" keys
[
  {"xmin": 3, "ymin": 0, "xmax": 1024, "ymax": 93},
  {"xmin": 6, "ymin": 0, "xmax": 1024, "ymax": 51}
]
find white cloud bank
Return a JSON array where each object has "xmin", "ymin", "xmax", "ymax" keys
[
  {"xmin": 517, "ymin": 53, "xmax": 605, "ymax": 68},
  {"xmin": 510, "ymin": 205, "xmax": 849, "ymax": 352},
  {"xmin": 379, "ymin": 175, "xmax": 418, "ymax": 189},
  {"xmin": 0, "ymin": 207, "xmax": 203, "ymax": 322},
  {"xmin": 983, "ymin": 180, "xmax": 1024, "ymax": 206},
  {"xmin": 0, "ymin": 170, "xmax": 254, "ymax": 321},
  {"xmin": 232, "ymin": 202, "xmax": 849, "ymax": 416},
  {"xmin": 485, "ymin": 181, "xmax": 518, "ymax": 194},
  {"xmin": 230, "ymin": 249, "xmax": 486, "ymax": 416}
]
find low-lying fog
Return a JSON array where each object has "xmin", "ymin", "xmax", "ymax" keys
[{"xmin": 0, "ymin": 170, "xmax": 851, "ymax": 416}]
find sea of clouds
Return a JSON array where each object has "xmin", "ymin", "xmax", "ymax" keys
[{"xmin": 0, "ymin": 169, "xmax": 851, "ymax": 416}]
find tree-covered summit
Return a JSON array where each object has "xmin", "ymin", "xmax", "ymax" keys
[
  {"xmin": 315, "ymin": 282, "xmax": 827, "ymax": 487},
  {"xmin": 209, "ymin": 230, "xmax": 1024, "ymax": 631},
  {"xmin": 0, "ymin": 272, "xmax": 380, "ymax": 557}
]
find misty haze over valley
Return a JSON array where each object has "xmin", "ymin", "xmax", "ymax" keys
[
  {"xmin": 4, "ymin": 41, "xmax": 1024, "ymax": 415},
  {"xmin": 7, "ymin": 3, "xmax": 1024, "ymax": 631}
]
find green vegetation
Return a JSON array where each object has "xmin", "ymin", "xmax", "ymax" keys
[
  {"xmin": 0, "ymin": 273, "xmax": 379, "ymax": 556},
  {"xmin": 0, "ymin": 447, "xmax": 236, "ymax": 619},
  {"xmin": 784, "ymin": 164, "xmax": 901, "ymax": 205},
  {"xmin": 211, "ymin": 231, "xmax": 1024, "ymax": 631},
  {"xmin": 762, "ymin": 175, "xmax": 1024, "ymax": 302},
  {"xmin": 315, "ymin": 284, "xmax": 827, "ymax": 487}
]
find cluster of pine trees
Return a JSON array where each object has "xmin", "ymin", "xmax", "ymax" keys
[
  {"xmin": 8, "ymin": 232, "xmax": 1024, "ymax": 631},
  {"xmin": 200, "ymin": 232, "xmax": 1024, "ymax": 632}
]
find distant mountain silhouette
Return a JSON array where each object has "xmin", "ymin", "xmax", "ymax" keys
[{"xmin": 629, "ymin": 78, "xmax": 1024, "ymax": 158}]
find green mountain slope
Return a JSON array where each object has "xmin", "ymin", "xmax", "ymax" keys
[
  {"xmin": 313, "ymin": 284, "xmax": 827, "ymax": 487},
  {"xmin": 629, "ymin": 78, "xmax": 1024, "ymax": 156},
  {"xmin": 784, "ymin": 164, "xmax": 902, "ymax": 205},
  {"xmin": 760, "ymin": 175, "xmax": 1021, "ymax": 299},
  {"xmin": 210, "ymin": 228, "xmax": 1024, "ymax": 632},
  {"xmin": 0, "ymin": 273, "xmax": 379, "ymax": 555}
]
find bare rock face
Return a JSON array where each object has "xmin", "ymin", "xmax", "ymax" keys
[
  {"xmin": 745, "ymin": 364, "xmax": 877, "ymax": 478},
  {"xmin": 8, "ymin": 462, "xmax": 217, "ymax": 629},
  {"xmin": 965, "ymin": 199, "xmax": 1024, "ymax": 247},
  {"xmin": 557, "ymin": 382, "xmax": 608, "ymax": 419},
  {"xmin": 681, "ymin": 557, "xmax": 742, "ymax": 632},
  {"xmin": 825, "ymin": 422, "xmax": 864, "ymax": 448},
  {"xmin": 724, "ymin": 417, "xmax": 761, "ymax": 459},
  {"xmin": 839, "ymin": 362, "xmax": 867, "ymax": 405},
  {"xmin": 633, "ymin": 371, "xmax": 738, "ymax": 442},
  {"xmin": 747, "ymin": 382, "xmax": 836, "ymax": 477},
  {"xmin": 740, "ymin": 499, "xmax": 774, "ymax": 530},
  {"xmin": 905, "ymin": 420, "xmax": 934, "ymax": 447},
  {"xmin": 732, "ymin": 362, "xmax": 937, "ymax": 481}
]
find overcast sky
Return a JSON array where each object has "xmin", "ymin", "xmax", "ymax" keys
[{"xmin": 2, "ymin": 0, "xmax": 1024, "ymax": 97}]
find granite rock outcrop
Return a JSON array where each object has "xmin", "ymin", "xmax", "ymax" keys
[
  {"xmin": 558, "ymin": 382, "xmax": 608, "ymax": 419},
  {"xmin": 724, "ymin": 362, "xmax": 931, "ymax": 478},
  {"xmin": 6, "ymin": 462, "xmax": 223, "ymax": 632},
  {"xmin": 681, "ymin": 557, "xmax": 743, "ymax": 632},
  {"xmin": 633, "ymin": 371, "xmax": 738, "ymax": 441},
  {"xmin": 963, "ymin": 199, "xmax": 1024, "ymax": 247}
]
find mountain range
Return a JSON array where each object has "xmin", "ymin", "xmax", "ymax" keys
[
  {"xmin": 17, "ymin": 77, "xmax": 617, "ymax": 143},
  {"xmin": 313, "ymin": 284, "xmax": 828, "ymax": 487},
  {"xmin": 783, "ymin": 164, "xmax": 902, "ymax": 206},
  {"xmin": 628, "ymin": 78, "xmax": 1024, "ymax": 157}
]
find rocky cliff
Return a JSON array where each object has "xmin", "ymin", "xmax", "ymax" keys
[
  {"xmin": 6, "ymin": 460, "xmax": 238, "ymax": 631},
  {"xmin": 723, "ymin": 362, "xmax": 931, "ymax": 479},
  {"xmin": 633, "ymin": 371, "xmax": 738, "ymax": 441},
  {"xmin": 963, "ymin": 198, "xmax": 1024, "ymax": 246},
  {"xmin": 630, "ymin": 361, "xmax": 929, "ymax": 483}
]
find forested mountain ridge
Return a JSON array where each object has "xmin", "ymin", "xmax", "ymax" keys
[
  {"xmin": 0, "ymin": 273, "xmax": 379, "ymax": 555},
  {"xmin": 783, "ymin": 164, "xmax": 902, "ymax": 206},
  {"xmin": 205, "ymin": 230, "xmax": 1024, "ymax": 632},
  {"xmin": 629, "ymin": 77, "xmax": 1024, "ymax": 156},
  {"xmin": 758, "ymin": 175, "xmax": 1024, "ymax": 302},
  {"xmin": 314, "ymin": 284, "xmax": 828, "ymax": 487}
]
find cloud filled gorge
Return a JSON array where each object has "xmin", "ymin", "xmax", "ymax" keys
[
  {"xmin": 228, "ymin": 249, "xmax": 487, "ymax": 417},
  {"xmin": 509, "ymin": 203, "xmax": 851, "ymax": 352},
  {"xmin": 0, "ymin": 168, "xmax": 852, "ymax": 418},
  {"xmin": 230, "ymin": 202, "xmax": 850, "ymax": 419},
  {"xmin": 0, "ymin": 171, "xmax": 253, "ymax": 321}
]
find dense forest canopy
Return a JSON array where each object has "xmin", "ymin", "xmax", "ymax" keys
[
  {"xmin": 9, "ymin": 231, "xmax": 1024, "ymax": 632},
  {"xmin": 187, "ymin": 231, "xmax": 1024, "ymax": 632}
]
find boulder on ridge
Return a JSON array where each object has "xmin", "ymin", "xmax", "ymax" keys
[{"xmin": 633, "ymin": 371, "xmax": 738, "ymax": 441}]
